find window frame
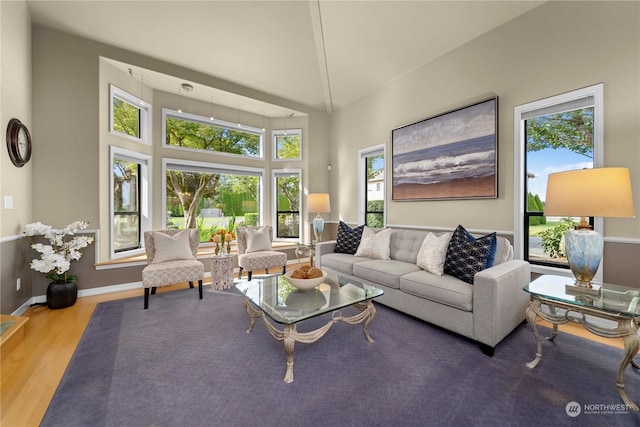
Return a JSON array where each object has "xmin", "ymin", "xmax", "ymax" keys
[
  {"xmin": 358, "ymin": 144, "xmax": 386, "ymax": 227},
  {"xmin": 109, "ymin": 85, "xmax": 151, "ymax": 144},
  {"xmin": 272, "ymin": 169, "xmax": 302, "ymax": 240},
  {"xmin": 109, "ymin": 146, "xmax": 152, "ymax": 259},
  {"xmin": 513, "ymin": 83, "xmax": 604, "ymax": 279},
  {"xmin": 162, "ymin": 158, "xmax": 265, "ymax": 234},
  {"xmin": 162, "ymin": 108, "xmax": 264, "ymax": 159},
  {"xmin": 272, "ymin": 129, "xmax": 302, "ymax": 161}
]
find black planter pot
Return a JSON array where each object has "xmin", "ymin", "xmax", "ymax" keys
[{"xmin": 46, "ymin": 281, "xmax": 78, "ymax": 309}]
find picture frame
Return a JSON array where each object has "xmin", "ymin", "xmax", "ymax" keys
[{"xmin": 392, "ymin": 97, "xmax": 498, "ymax": 201}]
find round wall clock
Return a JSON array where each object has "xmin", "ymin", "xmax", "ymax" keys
[{"xmin": 6, "ymin": 118, "xmax": 32, "ymax": 167}]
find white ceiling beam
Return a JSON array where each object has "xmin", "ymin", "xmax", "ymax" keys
[{"xmin": 308, "ymin": 0, "xmax": 333, "ymax": 114}]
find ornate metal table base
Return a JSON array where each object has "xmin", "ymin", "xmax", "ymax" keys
[
  {"xmin": 526, "ymin": 298, "xmax": 640, "ymax": 411},
  {"xmin": 243, "ymin": 299, "xmax": 376, "ymax": 383}
]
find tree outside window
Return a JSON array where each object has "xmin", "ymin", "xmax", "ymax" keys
[
  {"xmin": 525, "ymin": 107, "xmax": 594, "ymax": 267},
  {"xmin": 273, "ymin": 129, "xmax": 301, "ymax": 160}
]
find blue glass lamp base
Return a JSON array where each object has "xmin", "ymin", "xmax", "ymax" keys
[
  {"xmin": 565, "ymin": 228, "xmax": 603, "ymax": 288},
  {"xmin": 313, "ymin": 216, "xmax": 325, "ymax": 242}
]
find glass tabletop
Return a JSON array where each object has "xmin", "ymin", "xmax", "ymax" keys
[
  {"xmin": 235, "ymin": 272, "xmax": 384, "ymax": 325},
  {"xmin": 524, "ymin": 275, "xmax": 640, "ymax": 317}
]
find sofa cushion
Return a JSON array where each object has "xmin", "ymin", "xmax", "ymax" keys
[
  {"xmin": 400, "ymin": 270, "xmax": 473, "ymax": 311},
  {"xmin": 444, "ymin": 225, "xmax": 497, "ymax": 284},
  {"xmin": 416, "ymin": 232, "xmax": 452, "ymax": 276},
  {"xmin": 335, "ymin": 221, "xmax": 365, "ymax": 254},
  {"xmin": 353, "ymin": 259, "xmax": 421, "ymax": 289},
  {"xmin": 355, "ymin": 227, "xmax": 391, "ymax": 259},
  {"xmin": 389, "ymin": 229, "xmax": 430, "ymax": 263},
  {"xmin": 321, "ymin": 252, "xmax": 372, "ymax": 276}
]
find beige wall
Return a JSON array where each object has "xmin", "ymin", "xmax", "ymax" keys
[
  {"xmin": 328, "ymin": 1, "xmax": 640, "ymax": 286},
  {"xmin": 1, "ymin": 0, "xmax": 33, "ymax": 313},
  {"xmin": 330, "ymin": 1, "xmax": 640, "ymax": 238}
]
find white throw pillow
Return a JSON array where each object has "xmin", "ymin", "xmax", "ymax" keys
[
  {"xmin": 245, "ymin": 227, "xmax": 272, "ymax": 253},
  {"xmin": 152, "ymin": 229, "xmax": 194, "ymax": 264},
  {"xmin": 355, "ymin": 227, "xmax": 391, "ymax": 260},
  {"xmin": 416, "ymin": 232, "xmax": 452, "ymax": 276}
]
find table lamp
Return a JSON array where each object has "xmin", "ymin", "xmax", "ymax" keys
[
  {"xmin": 544, "ymin": 167, "xmax": 635, "ymax": 294},
  {"xmin": 307, "ymin": 193, "xmax": 331, "ymax": 242}
]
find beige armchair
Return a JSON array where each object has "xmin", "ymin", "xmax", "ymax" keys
[
  {"xmin": 236, "ymin": 226, "xmax": 287, "ymax": 280},
  {"xmin": 141, "ymin": 229, "xmax": 204, "ymax": 309}
]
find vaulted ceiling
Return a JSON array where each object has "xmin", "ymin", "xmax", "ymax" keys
[{"xmin": 26, "ymin": 1, "xmax": 543, "ymax": 114}]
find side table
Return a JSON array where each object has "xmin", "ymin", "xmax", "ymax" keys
[
  {"xmin": 295, "ymin": 242, "xmax": 316, "ymax": 266},
  {"xmin": 524, "ymin": 275, "xmax": 640, "ymax": 410},
  {"xmin": 210, "ymin": 255, "xmax": 234, "ymax": 290}
]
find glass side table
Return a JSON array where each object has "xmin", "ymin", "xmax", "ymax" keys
[
  {"xmin": 524, "ymin": 274, "xmax": 640, "ymax": 410},
  {"xmin": 295, "ymin": 242, "xmax": 316, "ymax": 266}
]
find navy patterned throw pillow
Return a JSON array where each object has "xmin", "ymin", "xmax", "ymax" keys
[
  {"xmin": 443, "ymin": 225, "xmax": 497, "ymax": 284},
  {"xmin": 335, "ymin": 221, "xmax": 365, "ymax": 254}
]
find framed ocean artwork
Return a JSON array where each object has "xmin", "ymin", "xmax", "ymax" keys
[{"xmin": 391, "ymin": 97, "xmax": 498, "ymax": 201}]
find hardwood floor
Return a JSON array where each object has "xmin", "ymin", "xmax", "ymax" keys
[{"xmin": 0, "ymin": 280, "xmax": 625, "ymax": 427}]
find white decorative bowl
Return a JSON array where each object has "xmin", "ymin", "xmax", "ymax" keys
[{"xmin": 285, "ymin": 270, "xmax": 327, "ymax": 290}]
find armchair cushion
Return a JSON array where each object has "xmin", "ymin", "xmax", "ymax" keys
[
  {"xmin": 245, "ymin": 227, "xmax": 272, "ymax": 253},
  {"xmin": 151, "ymin": 229, "xmax": 195, "ymax": 264}
]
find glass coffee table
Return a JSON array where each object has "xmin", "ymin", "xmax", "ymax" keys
[
  {"xmin": 235, "ymin": 272, "xmax": 384, "ymax": 383},
  {"xmin": 524, "ymin": 275, "xmax": 640, "ymax": 410}
]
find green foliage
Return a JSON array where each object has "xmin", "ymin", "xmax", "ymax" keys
[
  {"xmin": 275, "ymin": 135, "xmax": 301, "ymax": 159},
  {"xmin": 366, "ymin": 200, "xmax": 384, "ymax": 227},
  {"xmin": 244, "ymin": 213, "xmax": 259, "ymax": 226},
  {"xmin": 112, "ymin": 98, "xmax": 140, "ymax": 138},
  {"xmin": 165, "ymin": 117, "xmax": 259, "ymax": 156},
  {"xmin": 526, "ymin": 108, "xmax": 594, "ymax": 158},
  {"xmin": 276, "ymin": 176, "xmax": 300, "ymax": 211},
  {"xmin": 527, "ymin": 192, "xmax": 546, "ymax": 226},
  {"xmin": 538, "ymin": 217, "xmax": 575, "ymax": 259}
]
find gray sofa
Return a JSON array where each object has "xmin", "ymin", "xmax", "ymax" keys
[{"xmin": 316, "ymin": 227, "xmax": 531, "ymax": 356}]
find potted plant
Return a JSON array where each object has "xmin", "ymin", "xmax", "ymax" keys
[{"xmin": 24, "ymin": 221, "xmax": 94, "ymax": 309}]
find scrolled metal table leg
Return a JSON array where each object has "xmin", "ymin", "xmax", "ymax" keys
[
  {"xmin": 616, "ymin": 328, "xmax": 640, "ymax": 411},
  {"xmin": 526, "ymin": 303, "xmax": 543, "ymax": 369}
]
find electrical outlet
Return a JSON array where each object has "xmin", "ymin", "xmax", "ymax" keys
[{"xmin": 16, "ymin": 278, "xmax": 21, "ymax": 291}]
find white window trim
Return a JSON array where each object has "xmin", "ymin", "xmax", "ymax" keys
[
  {"xmin": 162, "ymin": 108, "xmax": 264, "ymax": 159},
  {"xmin": 513, "ymin": 83, "xmax": 604, "ymax": 279},
  {"xmin": 162, "ymin": 158, "xmax": 265, "ymax": 231},
  {"xmin": 109, "ymin": 146, "xmax": 152, "ymax": 259},
  {"xmin": 358, "ymin": 144, "xmax": 386, "ymax": 226},
  {"xmin": 109, "ymin": 85, "xmax": 152, "ymax": 144},
  {"xmin": 272, "ymin": 129, "xmax": 303, "ymax": 161},
  {"xmin": 272, "ymin": 169, "xmax": 302, "ymax": 241}
]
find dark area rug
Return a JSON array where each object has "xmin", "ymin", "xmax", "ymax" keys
[{"xmin": 41, "ymin": 286, "xmax": 640, "ymax": 426}]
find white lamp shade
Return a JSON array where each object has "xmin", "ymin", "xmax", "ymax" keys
[
  {"xmin": 544, "ymin": 168, "xmax": 635, "ymax": 218},
  {"xmin": 307, "ymin": 193, "xmax": 331, "ymax": 213}
]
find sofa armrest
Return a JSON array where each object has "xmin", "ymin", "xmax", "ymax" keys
[
  {"xmin": 472, "ymin": 260, "xmax": 531, "ymax": 348},
  {"xmin": 316, "ymin": 240, "xmax": 337, "ymax": 268}
]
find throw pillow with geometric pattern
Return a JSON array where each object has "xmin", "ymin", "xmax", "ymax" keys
[
  {"xmin": 443, "ymin": 225, "xmax": 497, "ymax": 284},
  {"xmin": 335, "ymin": 221, "xmax": 365, "ymax": 254}
]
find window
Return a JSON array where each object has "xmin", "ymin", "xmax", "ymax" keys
[
  {"xmin": 273, "ymin": 170, "xmax": 301, "ymax": 239},
  {"xmin": 163, "ymin": 109, "xmax": 263, "ymax": 158},
  {"xmin": 110, "ymin": 85, "xmax": 151, "ymax": 143},
  {"xmin": 110, "ymin": 147, "xmax": 151, "ymax": 258},
  {"xmin": 272, "ymin": 129, "xmax": 302, "ymax": 160},
  {"xmin": 163, "ymin": 159, "xmax": 264, "ymax": 242},
  {"xmin": 514, "ymin": 84, "xmax": 603, "ymax": 278},
  {"xmin": 359, "ymin": 145, "xmax": 386, "ymax": 227}
]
